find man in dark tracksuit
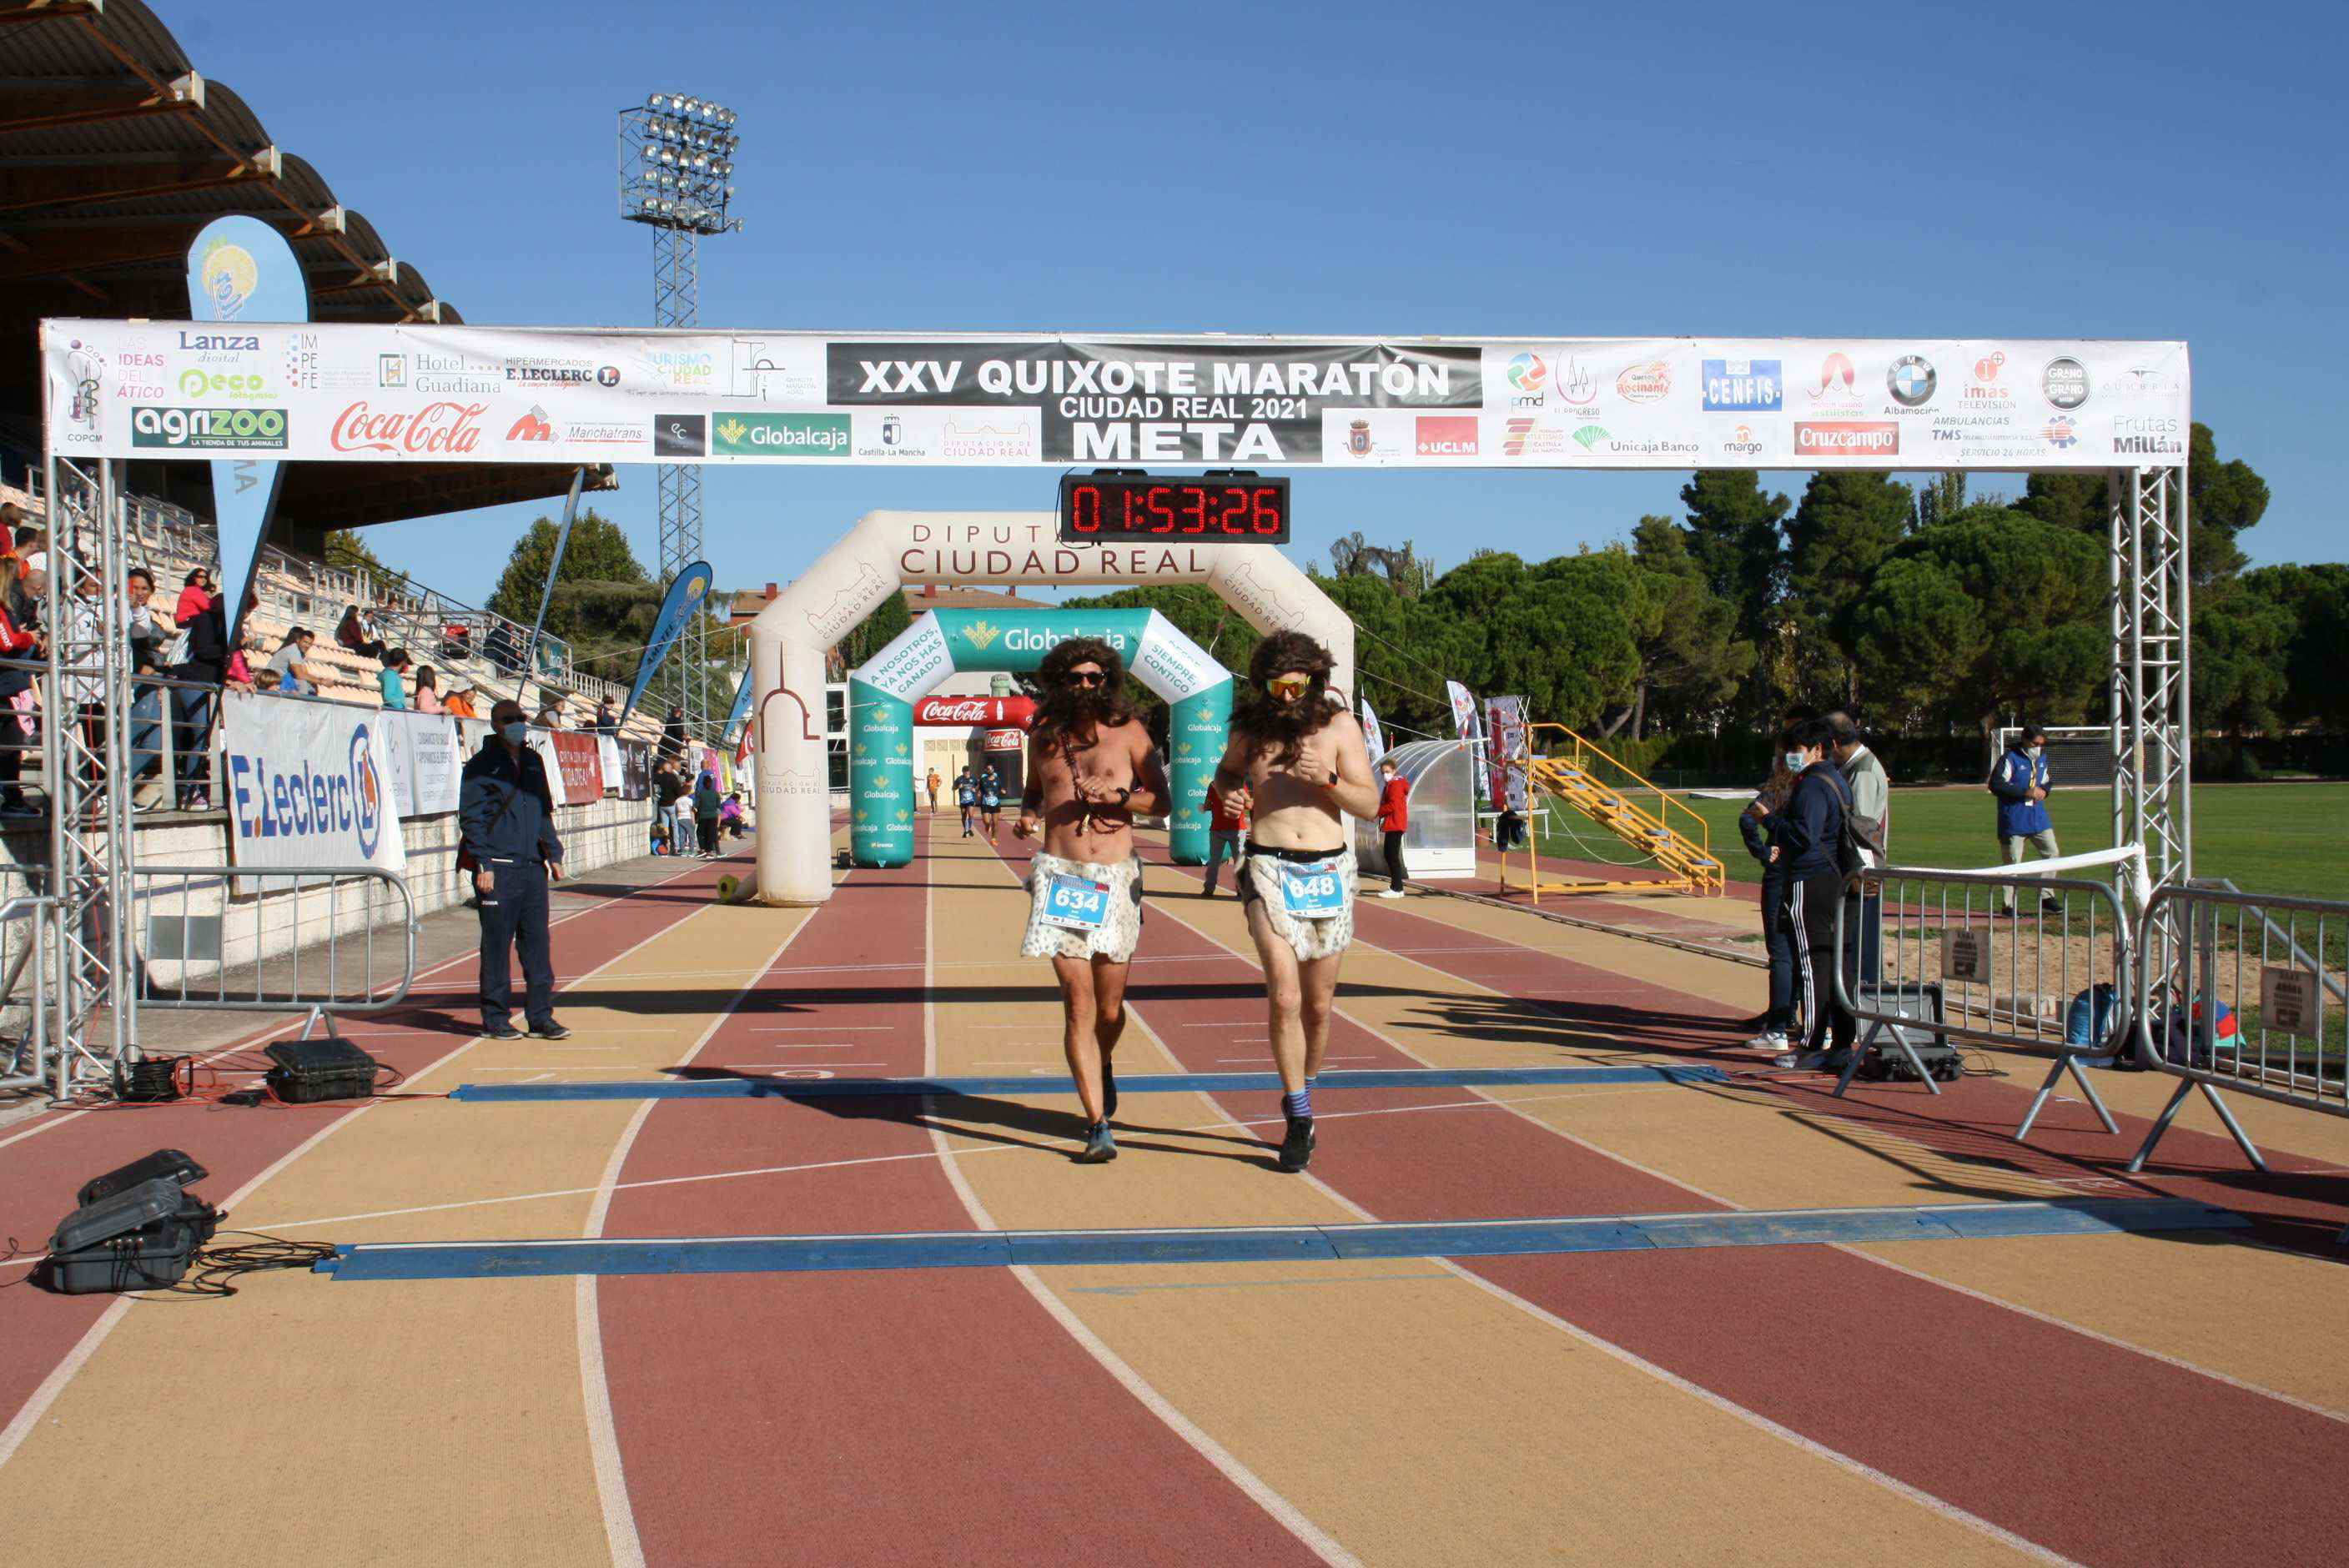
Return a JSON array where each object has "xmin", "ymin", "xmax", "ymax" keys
[
  {"xmin": 461, "ymin": 697, "xmax": 569, "ymax": 1040},
  {"xmin": 1773, "ymin": 718, "xmax": 1856, "ymax": 1070},
  {"xmin": 1739, "ymin": 759, "xmax": 1797, "ymax": 1048}
]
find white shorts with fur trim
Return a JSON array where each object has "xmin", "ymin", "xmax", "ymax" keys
[
  {"xmin": 1021, "ymin": 852, "xmax": 1146, "ymax": 963},
  {"xmin": 1239, "ymin": 848, "xmax": 1356, "ymax": 962}
]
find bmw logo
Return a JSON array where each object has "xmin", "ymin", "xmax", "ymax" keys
[{"xmin": 1888, "ymin": 355, "xmax": 1937, "ymax": 408}]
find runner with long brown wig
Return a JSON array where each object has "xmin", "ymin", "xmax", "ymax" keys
[
  {"xmin": 1013, "ymin": 636, "xmax": 1170, "ymax": 1163},
  {"xmin": 1211, "ymin": 631, "xmax": 1381, "ymax": 1172}
]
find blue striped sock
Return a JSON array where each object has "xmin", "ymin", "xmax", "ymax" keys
[{"xmin": 1283, "ymin": 1087, "xmax": 1312, "ymax": 1120}]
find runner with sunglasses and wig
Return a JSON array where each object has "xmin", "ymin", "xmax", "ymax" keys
[
  {"xmin": 1211, "ymin": 631, "xmax": 1381, "ymax": 1172},
  {"xmin": 1013, "ymin": 637, "xmax": 1170, "ymax": 1163}
]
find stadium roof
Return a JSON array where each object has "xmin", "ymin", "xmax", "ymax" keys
[{"xmin": 0, "ymin": 0, "xmax": 613, "ymax": 532}]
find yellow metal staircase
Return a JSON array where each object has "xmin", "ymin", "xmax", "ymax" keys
[{"xmin": 1505, "ymin": 724, "xmax": 1725, "ymax": 898}]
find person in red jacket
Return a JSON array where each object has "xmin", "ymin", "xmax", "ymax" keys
[
  {"xmin": 1374, "ymin": 756, "xmax": 1410, "ymax": 897},
  {"xmin": 1200, "ymin": 778, "xmax": 1248, "ymax": 896}
]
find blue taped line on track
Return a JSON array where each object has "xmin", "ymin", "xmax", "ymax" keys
[
  {"xmin": 445, "ymin": 1063, "xmax": 1730, "ymax": 1103},
  {"xmin": 318, "ymin": 1199, "xmax": 2245, "ymax": 1283}
]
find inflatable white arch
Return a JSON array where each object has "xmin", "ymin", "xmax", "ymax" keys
[{"xmin": 747, "ymin": 511, "xmax": 1353, "ymax": 906}]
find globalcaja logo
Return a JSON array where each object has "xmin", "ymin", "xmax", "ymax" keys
[
  {"xmin": 1506, "ymin": 353, "xmax": 1547, "ymax": 406},
  {"xmin": 712, "ymin": 412, "xmax": 851, "ymax": 456},
  {"xmin": 1701, "ymin": 359, "xmax": 1783, "ymax": 412},
  {"xmin": 2042, "ymin": 356, "xmax": 2091, "ymax": 410},
  {"xmin": 131, "ymin": 405, "xmax": 289, "ymax": 450},
  {"xmin": 1887, "ymin": 355, "xmax": 1937, "ymax": 408},
  {"xmin": 961, "ymin": 620, "xmax": 1002, "ymax": 652},
  {"xmin": 2042, "ymin": 415, "xmax": 2079, "ymax": 450}
]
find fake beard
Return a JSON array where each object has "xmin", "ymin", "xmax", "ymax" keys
[
  {"xmin": 1237, "ymin": 683, "xmax": 1335, "ymax": 768},
  {"xmin": 1035, "ymin": 683, "xmax": 1124, "ymax": 751}
]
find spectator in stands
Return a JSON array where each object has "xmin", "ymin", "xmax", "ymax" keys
[
  {"xmin": 265, "ymin": 626, "xmax": 323, "ymax": 696},
  {"xmin": 1741, "ymin": 706, "xmax": 1816, "ymax": 1053},
  {"xmin": 443, "ymin": 681, "xmax": 479, "ymax": 720},
  {"xmin": 224, "ymin": 629, "xmax": 258, "ymax": 692},
  {"xmin": 0, "ymin": 502, "xmax": 20, "ymax": 557},
  {"xmin": 483, "ymin": 621, "xmax": 521, "ymax": 675},
  {"xmin": 125, "ymin": 568, "xmax": 172, "ymax": 783},
  {"xmin": 692, "ymin": 769, "xmax": 722, "ymax": 857},
  {"xmin": 1828, "ymin": 710, "xmax": 1889, "ymax": 986},
  {"xmin": 594, "ymin": 696, "xmax": 616, "ymax": 735},
  {"xmin": 171, "ymin": 589, "xmax": 227, "ymax": 810},
  {"xmin": 1991, "ymin": 724, "xmax": 2063, "ymax": 916},
  {"xmin": 413, "ymin": 665, "xmax": 445, "ymax": 714},
  {"xmin": 1374, "ymin": 757, "xmax": 1409, "ymax": 898},
  {"xmin": 534, "ymin": 696, "xmax": 563, "ymax": 729},
  {"xmin": 660, "ymin": 702, "xmax": 687, "ymax": 766},
  {"xmin": 0, "ymin": 555, "xmax": 39, "ymax": 816},
  {"xmin": 338, "ymin": 603, "xmax": 386, "ymax": 663},
  {"xmin": 460, "ymin": 696, "xmax": 568, "ymax": 1041},
  {"xmin": 378, "ymin": 649, "xmax": 412, "ymax": 710},
  {"xmin": 174, "ymin": 566, "xmax": 214, "ymax": 627},
  {"xmin": 1773, "ymin": 718, "xmax": 1858, "ymax": 1071},
  {"xmin": 439, "ymin": 619, "xmax": 472, "ymax": 664},
  {"xmin": 13, "ymin": 525, "xmax": 46, "ymax": 575}
]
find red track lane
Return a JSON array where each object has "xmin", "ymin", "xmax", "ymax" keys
[
  {"xmin": 1064, "ymin": 841, "xmax": 2349, "ymax": 1566},
  {"xmin": 596, "ymin": 847, "xmax": 1322, "ymax": 1568},
  {"xmin": 0, "ymin": 852, "xmax": 729, "ymax": 1445}
]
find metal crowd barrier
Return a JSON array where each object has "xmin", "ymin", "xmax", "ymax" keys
[
  {"xmin": 0, "ymin": 893, "xmax": 55, "ymax": 1092},
  {"xmin": 2127, "ymin": 883, "xmax": 2349, "ymax": 1182},
  {"xmin": 1834, "ymin": 866, "xmax": 2133, "ymax": 1141}
]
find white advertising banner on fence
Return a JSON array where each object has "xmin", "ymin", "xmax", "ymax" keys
[
  {"xmin": 376, "ymin": 709, "xmax": 462, "ymax": 817},
  {"xmin": 41, "ymin": 322, "xmax": 2190, "ymax": 471},
  {"xmin": 219, "ymin": 691, "xmax": 406, "ymax": 876}
]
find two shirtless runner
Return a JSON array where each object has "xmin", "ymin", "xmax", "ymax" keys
[
  {"xmin": 1213, "ymin": 631, "xmax": 1382, "ymax": 1172},
  {"xmin": 1014, "ymin": 637, "xmax": 1169, "ymax": 1163}
]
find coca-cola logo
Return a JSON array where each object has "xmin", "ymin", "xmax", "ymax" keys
[
  {"xmin": 330, "ymin": 400, "xmax": 487, "ymax": 455},
  {"xmin": 912, "ymin": 695, "xmax": 1036, "ymax": 727}
]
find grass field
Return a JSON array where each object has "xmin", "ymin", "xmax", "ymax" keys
[{"xmin": 1532, "ymin": 781, "xmax": 2349, "ymax": 902}]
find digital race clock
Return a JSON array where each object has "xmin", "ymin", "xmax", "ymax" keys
[{"xmin": 1057, "ymin": 471, "xmax": 1290, "ymax": 544}]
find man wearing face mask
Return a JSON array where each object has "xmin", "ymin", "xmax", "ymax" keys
[
  {"xmin": 460, "ymin": 698, "xmax": 569, "ymax": 1040},
  {"xmin": 1771, "ymin": 718, "xmax": 1858, "ymax": 1071},
  {"xmin": 1989, "ymin": 725, "xmax": 2062, "ymax": 916}
]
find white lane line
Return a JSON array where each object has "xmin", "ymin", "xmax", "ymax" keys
[
  {"xmin": 749, "ymin": 1025, "xmax": 893, "ymax": 1033},
  {"xmin": 1151, "ymin": 874, "xmax": 2349, "ymax": 1431},
  {"xmin": 928, "ymin": 829, "xmax": 1360, "ymax": 1567},
  {"xmin": 576, "ymin": 899, "xmax": 830, "ymax": 1568}
]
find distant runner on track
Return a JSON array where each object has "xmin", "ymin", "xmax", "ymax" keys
[
  {"xmin": 978, "ymin": 765, "xmax": 1003, "ymax": 841},
  {"xmin": 956, "ymin": 767, "xmax": 978, "ymax": 837},
  {"xmin": 1212, "ymin": 631, "xmax": 1381, "ymax": 1173},
  {"xmin": 1014, "ymin": 637, "xmax": 1169, "ymax": 1163}
]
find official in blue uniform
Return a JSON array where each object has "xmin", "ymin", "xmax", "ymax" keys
[
  {"xmin": 1773, "ymin": 718, "xmax": 1856, "ymax": 1069},
  {"xmin": 1989, "ymin": 724, "xmax": 2062, "ymax": 915},
  {"xmin": 460, "ymin": 697, "xmax": 569, "ymax": 1040}
]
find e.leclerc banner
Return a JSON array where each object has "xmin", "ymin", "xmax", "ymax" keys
[
  {"xmin": 184, "ymin": 217, "xmax": 308, "ymax": 645},
  {"xmin": 1484, "ymin": 696, "xmax": 1529, "ymax": 812},
  {"xmin": 41, "ymin": 322, "xmax": 2191, "ymax": 473},
  {"xmin": 220, "ymin": 690, "xmax": 406, "ymax": 877},
  {"xmin": 621, "ymin": 561, "xmax": 712, "ymax": 725}
]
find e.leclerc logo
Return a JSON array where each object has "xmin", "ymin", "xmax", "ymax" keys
[{"xmin": 224, "ymin": 719, "xmax": 384, "ymax": 853}]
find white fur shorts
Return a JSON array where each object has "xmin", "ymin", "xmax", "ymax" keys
[
  {"xmin": 1240, "ymin": 848, "xmax": 1356, "ymax": 962},
  {"xmin": 1022, "ymin": 851, "xmax": 1146, "ymax": 963}
]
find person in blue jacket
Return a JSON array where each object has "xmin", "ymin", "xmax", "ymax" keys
[
  {"xmin": 1989, "ymin": 724, "xmax": 2062, "ymax": 916},
  {"xmin": 1738, "ymin": 706, "xmax": 1814, "ymax": 1053},
  {"xmin": 460, "ymin": 697, "xmax": 568, "ymax": 1041},
  {"xmin": 1772, "ymin": 718, "xmax": 1856, "ymax": 1069}
]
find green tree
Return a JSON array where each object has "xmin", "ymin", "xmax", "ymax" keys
[
  {"xmin": 2245, "ymin": 563, "xmax": 2349, "ymax": 731},
  {"xmin": 2192, "ymin": 580, "xmax": 2292, "ymax": 741},
  {"xmin": 1784, "ymin": 470, "xmax": 1914, "ymax": 709},
  {"xmin": 1915, "ymin": 472, "xmax": 1966, "ymax": 530},
  {"xmin": 2186, "ymin": 421, "xmax": 2269, "ymax": 585},
  {"xmin": 1624, "ymin": 516, "xmax": 1753, "ymax": 736},
  {"xmin": 2009, "ymin": 473, "xmax": 2108, "ymax": 536},
  {"xmin": 485, "ymin": 509, "xmax": 650, "ymax": 622},
  {"xmin": 1678, "ymin": 470, "xmax": 1788, "ymax": 715},
  {"xmin": 1847, "ymin": 557, "xmax": 1987, "ymax": 721}
]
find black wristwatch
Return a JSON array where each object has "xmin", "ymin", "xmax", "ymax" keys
[{"xmin": 1115, "ymin": 786, "xmax": 1133, "ymax": 805}]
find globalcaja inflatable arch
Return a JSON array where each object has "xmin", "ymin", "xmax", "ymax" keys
[
  {"xmin": 747, "ymin": 511, "xmax": 1352, "ymax": 906},
  {"xmin": 849, "ymin": 608, "xmax": 1230, "ymax": 867}
]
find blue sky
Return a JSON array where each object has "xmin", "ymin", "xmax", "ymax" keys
[{"xmin": 179, "ymin": 0, "xmax": 2344, "ymax": 606}]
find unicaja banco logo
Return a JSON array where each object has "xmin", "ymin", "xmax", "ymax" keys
[{"xmin": 961, "ymin": 620, "xmax": 1002, "ymax": 652}]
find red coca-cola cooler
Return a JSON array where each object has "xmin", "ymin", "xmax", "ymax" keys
[
  {"xmin": 913, "ymin": 695, "xmax": 1035, "ymax": 728},
  {"xmin": 983, "ymin": 727, "xmax": 1024, "ymax": 753}
]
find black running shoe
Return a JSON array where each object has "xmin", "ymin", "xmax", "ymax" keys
[
  {"xmin": 1101, "ymin": 1057, "xmax": 1119, "ymax": 1121},
  {"xmin": 482, "ymin": 1025, "xmax": 524, "ymax": 1040},
  {"xmin": 529, "ymin": 1021, "xmax": 571, "ymax": 1041},
  {"xmin": 1277, "ymin": 1114, "xmax": 1316, "ymax": 1173},
  {"xmin": 1078, "ymin": 1121, "xmax": 1118, "ymax": 1163}
]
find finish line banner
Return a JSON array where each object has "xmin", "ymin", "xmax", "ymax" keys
[{"xmin": 39, "ymin": 323, "xmax": 2191, "ymax": 470}]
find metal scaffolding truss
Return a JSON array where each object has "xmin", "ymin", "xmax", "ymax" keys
[
  {"xmin": 2110, "ymin": 465, "xmax": 2191, "ymax": 892},
  {"xmin": 38, "ymin": 456, "xmax": 138, "ymax": 1097},
  {"xmin": 652, "ymin": 223, "xmax": 709, "ymax": 739}
]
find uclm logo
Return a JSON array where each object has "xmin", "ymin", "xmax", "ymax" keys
[{"xmin": 1416, "ymin": 415, "xmax": 1478, "ymax": 457}]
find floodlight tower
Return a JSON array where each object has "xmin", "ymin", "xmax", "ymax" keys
[{"xmin": 618, "ymin": 91, "xmax": 742, "ymax": 737}]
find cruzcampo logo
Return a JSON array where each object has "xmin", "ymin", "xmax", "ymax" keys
[
  {"xmin": 961, "ymin": 620, "xmax": 1002, "ymax": 652},
  {"xmin": 712, "ymin": 412, "xmax": 850, "ymax": 456}
]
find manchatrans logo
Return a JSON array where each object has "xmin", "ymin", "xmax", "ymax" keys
[{"xmin": 961, "ymin": 620, "xmax": 1002, "ymax": 651}]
